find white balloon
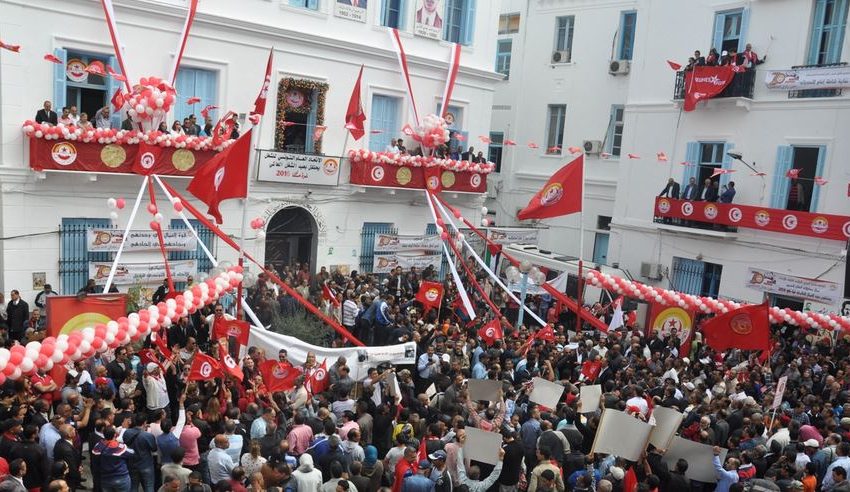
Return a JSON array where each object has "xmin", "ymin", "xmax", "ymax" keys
[
  {"xmin": 110, "ymin": 211, "xmax": 119, "ymax": 221},
  {"xmin": 107, "ymin": 198, "xmax": 117, "ymax": 209},
  {"xmin": 81, "ymin": 327, "xmax": 95, "ymax": 343},
  {"xmin": 43, "ymin": 359, "xmax": 54, "ymax": 371},
  {"xmin": 19, "ymin": 357, "xmax": 33, "ymax": 373},
  {"xmin": 51, "ymin": 350, "xmax": 64, "ymax": 363},
  {"xmin": 0, "ymin": 349, "xmax": 9, "ymax": 364},
  {"xmin": 9, "ymin": 368, "xmax": 21, "ymax": 381},
  {"xmin": 481, "ymin": 206, "xmax": 488, "ymax": 215},
  {"xmin": 166, "ymin": 299, "xmax": 177, "ymax": 310}
]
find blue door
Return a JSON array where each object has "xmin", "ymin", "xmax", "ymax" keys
[
  {"xmin": 369, "ymin": 95, "xmax": 401, "ymax": 152},
  {"xmin": 592, "ymin": 233, "xmax": 609, "ymax": 265}
]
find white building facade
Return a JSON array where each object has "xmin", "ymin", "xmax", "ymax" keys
[
  {"xmin": 493, "ymin": 0, "xmax": 849, "ymax": 313},
  {"xmin": 0, "ymin": 0, "xmax": 502, "ymax": 300}
]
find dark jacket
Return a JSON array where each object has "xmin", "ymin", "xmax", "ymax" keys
[
  {"xmin": 54, "ymin": 439, "xmax": 82, "ymax": 486},
  {"xmin": 35, "ymin": 109, "xmax": 58, "ymax": 125},
  {"xmin": 659, "ymin": 181, "xmax": 681, "ymax": 199},
  {"xmin": 8, "ymin": 440, "xmax": 48, "ymax": 489},
  {"xmin": 6, "ymin": 300, "xmax": 28, "ymax": 334},
  {"xmin": 699, "ymin": 184, "xmax": 718, "ymax": 202}
]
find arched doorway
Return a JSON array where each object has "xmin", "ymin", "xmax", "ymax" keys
[{"xmin": 264, "ymin": 207, "xmax": 317, "ymax": 273}]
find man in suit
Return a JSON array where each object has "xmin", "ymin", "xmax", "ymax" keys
[
  {"xmin": 658, "ymin": 178, "xmax": 681, "ymax": 199},
  {"xmin": 152, "ymin": 279, "xmax": 169, "ymax": 304},
  {"xmin": 6, "ymin": 290, "xmax": 28, "ymax": 344},
  {"xmin": 681, "ymin": 177, "xmax": 698, "ymax": 200},
  {"xmin": 53, "ymin": 425, "xmax": 82, "ymax": 491},
  {"xmin": 35, "ymin": 101, "xmax": 57, "ymax": 126},
  {"xmin": 698, "ymin": 178, "xmax": 718, "ymax": 201},
  {"xmin": 168, "ymin": 316, "xmax": 196, "ymax": 350},
  {"xmin": 461, "ymin": 146, "xmax": 475, "ymax": 162},
  {"xmin": 0, "ymin": 459, "xmax": 27, "ymax": 492},
  {"xmin": 8, "ymin": 426, "xmax": 49, "ymax": 492},
  {"xmin": 416, "ymin": 0, "xmax": 442, "ymax": 28},
  {"xmin": 106, "ymin": 346, "xmax": 132, "ymax": 385}
]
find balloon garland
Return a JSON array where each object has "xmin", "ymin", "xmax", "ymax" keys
[
  {"xmin": 0, "ymin": 266, "xmax": 244, "ymax": 383},
  {"xmin": 347, "ymin": 149, "xmax": 496, "ymax": 174},
  {"xmin": 21, "ymin": 122, "xmax": 235, "ymax": 152},
  {"xmin": 584, "ymin": 269, "xmax": 850, "ymax": 332}
]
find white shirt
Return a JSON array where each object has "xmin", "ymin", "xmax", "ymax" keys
[
  {"xmin": 143, "ymin": 373, "xmax": 169, "ymax": 410},
  {"xmin": 421, "ymin": 10, "xmax": 437, "ymax": 26},
  {"xmin": 385, "ymin": 144, "xmax": 399, "ymax": 154}
]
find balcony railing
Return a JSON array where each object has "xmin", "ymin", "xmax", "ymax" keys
[
  {"xmin": 673, "ymin": 68, "xmax": 756, "ymax": 100},
  {"xmin": 787, "ymin": 62, "xmax": 847, "ymax": 98}
]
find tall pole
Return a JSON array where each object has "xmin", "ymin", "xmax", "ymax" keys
[
  {"xmin": 516, "ymin": 271, "xmax": 529, "ymax": 329},
  {"xmin": 575, "ymin": 156, "xmax": 586, "ymax": 333}
]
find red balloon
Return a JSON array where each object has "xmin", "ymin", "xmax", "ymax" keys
[
  {"xmin": 35, "ymin": 355, "xmax": 49, "ymax": 368},
  {"xmin": 8, "ymin": 352, "xmax": 22, "ymax": 367},
  {"xmin": 10, "ymin": 345, "xmax": 25, "ymax": 356},
  {"xmin": 150, "ymin": 221, "xmax": 160, "ymax": 231},
  {"xmin": 139, "ymin": 310, "xmax": 150, "ymax": 322},
  {"xmin": 147, "ymin": 204, "xmax": 158, "ymax": 215},
  {"xmin": 91, "ymin": 338, "xmax": 104, "ymax": 350},
  {"xmin": 2, "ymin": 365, "xmax": 14, "ymax": 377},
  {"xmin": 116, "ymin": 198, "xmax": 126, "ymax": 209}
]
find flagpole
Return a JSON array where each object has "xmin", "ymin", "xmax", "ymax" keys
[
  {"xmin": 237, "ymin": 125, "xmax": 261, "ymax": 320},
  {"xmin": 575, "ymin": 156, "xmax": 586, "ymax": 334}
]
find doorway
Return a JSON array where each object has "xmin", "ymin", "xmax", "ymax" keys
[{"xmin": 264, "ymin": 207, "xmax": 318, "ymax": 273}]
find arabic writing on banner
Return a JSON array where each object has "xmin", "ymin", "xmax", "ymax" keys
[
  {"xmin": 487, "ymin": 227, "xmax": 540, "ymax": 245},
  {"xmin": 746, "ymin": 267, "xmax": 843, "ymax": 305},
  {"xmin": 373, "ymin": 253, "xmax": 442, "ymax": 274},
  {"xmin": 256, "ymin": 150, "xmax": 341, "ymax": 186},
  {"xmin": 87, "ymin": 229, "xmax": 197, "ymax": 252},
  {"xmin": 89, "ymin": 259, "xmax": 197, "ymax": 285},
  {"xmin": 765, "ymin": 66, "xmax": 850, "ymax": 91},
  {"xmin": 374, "ymin": 233, "xmax": 441, "ymax": 252}
]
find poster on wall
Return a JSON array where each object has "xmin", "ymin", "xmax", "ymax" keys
[
  {"xmin": 764, "ymin": 66, "xmax": 850, "ymax": 91},
  {"xmin": 334, "ymin": 0, "xmax": 367, "ymax": 22},
  {"xmin": 86, "ymin": 229, "xmax": 197, "ymax": 252},
  {"xmin": 89, "ymin": 260, "xmax": 197, "ymax": 285},
  {"xmin": 746, "ymin": 267, "xmax": 843, "ymax": 305},
  {"xmin": 374, "ymin": 234, "xmax": 441, "ymax": 252},
  {"xmin": 256, "ymin": 151, "xmax": 341, "ymax": 186},
  {"xmin": 373, "ymin": 253, "xmax": 441, "ymax": 273},
  {"xmin": 487, "ymin": 227, "xmax": 540, "ymax": 245},
  {"xmin": 413, "ymin": 0, "xmax": 443, "ymax": 39},
  {"xmin": 66, "ymin": 59, "xmax": 88, "ymax": 83}
]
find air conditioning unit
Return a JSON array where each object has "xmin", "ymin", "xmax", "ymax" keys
[
  {"xmin": 640, "ymin": 262, "xmax": 663, "ymax": 280},
  {"xmin": 551, "ymin": 50, "xmax": 571, "ymax": 64},
  {"xmin": 583, "ymin": 140, "xmax": 602, "ymax": 154},
  {"xmin": 609, "ymin": 60, "xmax": 631, "ymax": 75}
]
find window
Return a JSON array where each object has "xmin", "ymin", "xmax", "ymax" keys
[
  {"xmin": 275, "ymin": 78, "xmax": 329, "ymax": 154},
  {"xmin": 369, "ymin": 95, "xmax": 401, "ymax": 152},
  {"xmin": 174, "ymin": 67, "xmax": 218, "ymax": 127},
  {"xmin": 712, "ymin": 8, "xmax": 750, "ymax": 53},
  {"xmin": 381, "ymin": 0, "xmax": 405, "ymax": 29},
  {"xmin": 618, "ymin": 11, "xmax": 637, "ymax": 60},
  {"xmin": 444, "ymin": 0, "xmax": 477, "ymax": 46},
  {"xmin": 771, "ymin": 146, "xmax": 826, "ymax": 212},
  {"xmin": 545, "ymin": 104, "xmax": 566, "ymax": 154},
  {"xmin": 808, "ymin": 0, "xmax": 849, "ymax": 64},
  {"xmin": 496, "ymin": 39, "xmax": 512, "ymax": 77},
  {"xmin": 288, "ymin": 0, "xmax": 318, "ymax": 10},
  {"xmin": 682, "ymin": 141, "xmax": 733, "ymax": 191},
  {"xmin": 554, "ymin": 16, "xmax": 575, "ymax": 61},
  {"xmin": 498, "ymin": 13, "xmax": 520, "ymax": 34},
  {"xmin": 605, "ymin": 105, "xmax": 624, "ymax": 157},
  {"xmin": 53, "ymin": 49, "xmax": 123, "ymax": 128},
  {"xmin": 487, "ymin": 132, "xmax": 503, "ymax": 172},
  {"xmin": 672, "ymin": 257, "xmax": 722, "ymax": 298}
]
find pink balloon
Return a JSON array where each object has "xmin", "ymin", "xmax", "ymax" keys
[
  {"xmin": 173, "ymin": 202, "xmax": 184, "ymax": 212},
  {"xmin": 2, "ymin": 364, "xmax": 14, "ymax": 377},
  {"xmin": 147, "ymin": 204, "xmax": 158, "ymax": 214},
  {"xmin": 91, "ymin": 338, "xmax": 104, "ymax": 350},
  {"xmin": 8, "ymin": 351, "xmax": 22, "ymax": 367},
  {"xmin": 150, "ymin": 221, "xmax": 160, "ymax": 231},
  {"xmin": 35, "ymin": 355, "xmax": 49, "ymax": 368}
]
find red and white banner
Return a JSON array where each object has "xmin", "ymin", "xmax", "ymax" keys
[
  {"xmin": 29, "ymin": 139, "xmax": 218, "ymax": 176},
  {"xmin": 654, "ymin": 197, "xmax": 850, "ymax": 242},
  {"xmin": 389, "ymin": 28, "xmax": 420, "ymax": 126},
  {"xmin": 349, "ymin": 162, "xmax": 487, "ymax": 193},
  {"xmin": 440, "ymin": 43, "xmax": 462, "ymax": 116},
  {"xmin": 168, "ymin": 0, "xmax": 199, "ymax": 85},
  {"xmin": 99, "ymin": 0, "xmax": 132, "ymax": 92},
  {"xmin": 684, "ymin": 65, "xmax": 735, "ymax": 111}
]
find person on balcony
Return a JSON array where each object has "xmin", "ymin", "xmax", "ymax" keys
[
  {"xmin": 658, "ymin": 178, "xmax": 680, "ymax": 199},
  {"xmin": 743, "ymin": 44, "xmax": 765, "ymax": 67},
  {"xmin": 681, "ymin": 177, "xmax": 698, "ymax": 200},
  {"xmin": 693, "ymin": 50, "xmax": 706, "ymax": 66},
  {"xmin": 706, "ymin": 48, "xmax": 720, "ymax": 66},
  {"xmin": 788, "ymin": 179, "xmax": 806, "ymax": 211},
  {"xmin": 94, "ymin": 107, "xmax": 112, "ymax": 129},
  {"xmin": 35, "ymin": 100, "xmax": 58, "ymax": 126},
  {"xmin": 722, "ymin": 49, "xmax": 744, "ymax": 67},
  {"xmin": 698, "ymin": 178, "xmax": 718, "ymax": 202},
  {"xmin": 719, "ymin": 181, "xmax": 736, "ymax": 203}
]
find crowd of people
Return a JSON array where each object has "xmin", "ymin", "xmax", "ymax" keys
[
  {"xmin": 383, "ymin": 136, "xmax": 488, "ymax": 163},
  {"xmin": 683, "ymin": 44, "xmax": 765, "ymax": 72},
  {"xmin": 0, "ymin": 253, "xmax": 847, "ymax": 492}
]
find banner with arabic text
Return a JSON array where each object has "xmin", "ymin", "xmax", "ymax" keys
[
  {"xmin": 256, "ymin": 150, "xmax": 341, "ymax": 186},
  {"xmin": 374, "ymin": 234, "xmax": 441, "ymax": 252},
  {"xmin": 487, "ymin": 227, "xmax": 540, "ymax": 245},
  {"xmin": 764, "ymin": 66, "xmax": 850, "ymax": 91},
  {"xmin": 372, "ymin": 253, "xmax": 441, "ymax": 274},
  {"xmin": 746, "ymin": 267, "xmax": 843, "ymax": 305},
  {"xmin": 89, "ymin": 259, "xmax": 197, "ymax": 285},
  {"xmin": 87, "ymin": 229, "xmax": 197, "ymax": 252}
]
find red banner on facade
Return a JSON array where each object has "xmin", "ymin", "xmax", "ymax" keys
[
  {"xmin": 349, "ymin": 162, "xmax": 487, "ymax": 193},
  {"xmin": 684, "ymin": 65, "xmax": 735, "ymax": 111},
  {"xmin": 654, "ymin": 197, "xmax": 850, "ymax": 242},
  {"xmin": 29, "ymin": 138, "xmax": 218, "ymax": 176}
]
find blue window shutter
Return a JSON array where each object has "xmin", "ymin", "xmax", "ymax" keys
[
  {"xmin": 604, "ymin": 105, "xmax": 619, "ymax": 154},
  {"xmin": 738, "ymin": 8, "xmax": 750, "ymax": 51},
  {"xmin": 810, "ymin": 146, "xmax": 827, "ymax": 212},
  {"xmin": 712, "ymin": 13, "xmax": 725, "ymax": 53},
  {"xmin": 771, "ymin": 146, "xmax": 794, "ymax": 209},
  {"xmin": 53, "ymin": 48, "xmax": 68, "ymax": 110},
  {"xmin": 828, "ymin": 0, "xmax": 849, "ymax": 63},
  {"xmin": 174, "ymin": 69, "xmax": 195, "ymax": 124},
  {"xmin": 682, "ymin": 141, "xmax": 700, "ymax": 184},
  {"xmin": 462, "ymin": 0, "xmax": 476, "ymax": 46},
  {"xmin": 307, "ymin": 0, "xmax": 318, "ymax": 10},
  {"xmin": 289, "ymin": 0, "xmax": 304, "ymax": 6},
  {"xmin": 808, "ymin": 0, "xmax": 827, "ymax": 64},
  {"xmin": 425, "ymin": 223, "xmax": 437, "ymax": 235},
  {"xmin": 398, "ymin": 0, "xmax": 408, "ymax": 30},
  {"xmin": 381, "ymin": 0, "xmax": 389, "ymax": 26},
  {"xmin": 720, "ymin": 142, "xmax": 734, "ymax": 188}
]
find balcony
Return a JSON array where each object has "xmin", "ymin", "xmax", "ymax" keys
[
  {"xmin": 673, "ymin": 68, "xmax": 756, "ymax": 100},
  {"xmin": 652, "ymin": 197, "xmax": 850, "ymax": 242},
  {"xmin": 787, "ymin": 62, "xmax": 847, "ymax": 99}
]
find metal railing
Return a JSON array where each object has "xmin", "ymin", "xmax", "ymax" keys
[{"xmin": 673, "ymin": 68, "xmax": 756, "ymax": 100}]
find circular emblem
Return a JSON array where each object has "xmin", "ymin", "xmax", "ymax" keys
[
  {"xmin": 172, "ymin": 149, "xmax": 196, "ymax": 171},
  {"xmin": 754, "ymin": 210, "xmax": 771, "ymax": 227},
  {"xmin": 728, "ymin": 207, "xmax": 742, "ymax": 223},
  {"xmin": 272, "ymin": 366, "xmax": 289, "ymax": 379},
  {"xmin": 226, "ymin": 326, "xmax": 241, "ymax": 338},
  {"xmin": 485, "ymin": 327, "xmax": 496, "ymax": 338},
  {"xmin": 441, "ymin": 171, "xmax": 456, "ymax": 188},
  {"xmin": 322, "ymin": 159, "xmax": 339, "ymax": 176},
  {"xmin": 842, "ymin": 221, "xmax": 850, "ymax": 238},
  {"xmin": 199, "ymin": 362, "xmax": 213, "ymax": 378},
  {"xmin": 470, "ymin": 173, "xmax": 482, "ymax": 188},
  {"xmin": 51, "ymin": 142, "xmax": 77, "ymax": 166},
  {"xmin": 703, "ymin": 204, "xmax": 718, "ymax": 220},
  {"xmin": 425, "ymin": 288, "xmax": 440, "ymax": 302},
  {"xmin": 782, "ymin": 214, "xmax": 798, "ymax": 231},
  {"xmin": 651, "ymin": 307, "xmax": 692, "ymax": 345},
  {"xmin": 396, "ymin": 167, "xmax": 412, "ymax": 185},
  {"xmin": 65, "ymin": 59, "xmax": 88, "ymax": 83},
  {"xmin": 100, "ymin": 144, "xmax": 126, "ymax": 168},
  {"xmin": 285, "ymin": 89, "xmax": 305, "ymax": 108},
  {"xmin": 314, "ymin": 368, "xmax": 327, "ymax": 381},
  {"xmin": 540, "ymin": 183, "xmax": 564, "ymax": 206},
  {"xmin": 223, "ymin": 355, "xmax": 237, "ymax": 369},
  {"xmin": 214, "ymin": 167, "xmax": 226, "ymax": 190},
  {"xmin": 730, "ymin": 313, "xmax": 753, "ymax": 335},
  {"xmin": 370, "ymin": 165, "xmax": 385, "ymax": 182},
  {"xmin": 681, "ymin": 202, "xmax": 694, "ymax": 217},
  {"xmin": 139, "ymin": 151, "xmax": 156, "ymax": 170},
  {"xmin": 657, "ymin": 199, "xmax": 671, "ymax": 214},
  {"xmin": 811, "ymin": 216, "xmax": 829, "ymax": 234},
  {"xmin": 426, "ymin": 175, "xmax": 440, "ymax": 190}
]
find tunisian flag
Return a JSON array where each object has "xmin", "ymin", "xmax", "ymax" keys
[
  {"xmin": 415, "ymin": 281, "xmax": 444, "ymax": 313},
  {"xmin": 345, "ymin": 65, "xmax": 366, "ymax": 140},
  {"xmin": 517, "ymin": 155, "xmax": 583, "ymax": 220},
  {"xmin": 703, "ymin": 302, "xmax": 770, "ymax": 352},
  {"xmin": 306, "ymin": 359, "xmax": 329, "ymax": 396},
  {"xmin": 188, "ymin": 352, "xmax": 223, "ymax": 381},
  {"xmin": 132, "ymin": 142, "xmax": 163, "ymax": 175},
  {"xmin": 187, "ymin": 128, "xmax": 252, "ymax": 224},
  {"xmin": 322, "ymin": 283, "xmax": 341, "ymax": 308},
  {"xmin": 684, "ymin": 65, "xmax": 735, "ymax": 112},
  {"xmin": 218, "ymin": 341, "xmax": 244, "ymax": 382},
  {"xmin": 581, "ymin": 360, "xmax": 602, "ymax": 381},
  {"xmin": 259, "ymin": 360, "xmax": 300, "ymax": 393},
  {"xmin": 477, "ymin": 319, "xmax": 504, "ymax": 346},
  {"xmin": 251, "ymin": 48, "xmax": 274, "ymax": 117},
  {"xmin": 213, "ymin": 318, "xmax": 251, "ymax": 346}
]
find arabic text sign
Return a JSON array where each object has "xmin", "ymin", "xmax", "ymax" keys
[
  {"xmin": 334, "ymin": 0, "xmax": 367, "ymax": 22},
  {"xmin": 746, "ymin": 267, "xmax": 842, "ymax": 305},
  {"xmin": 257, "ymin": 150, "xmax": 341, "ymax": 186},
  {"xmin": 487, "ymin": 227, "xmax": 539, "ymax": 245},
  {"xmin": 765, "ymin": 66, "xmax": 850, "ymax": 91},
  {"xmin": 89, "ymin": 260, "xmax": 197, "ymax": 285},
  {"xmin": 374, "ymin": 234, "xmax": 441, "ymax": 252},
  {"xmin": 772, "ymin": 376, "xmax": 788, "ymax": 410},
  {"xmin": 372, "ymin": 253, "xmax": 441, "ymax": 274},
  {"xmin": 87, "ymin": 229, "xmax": 197, "ymax": 252}
]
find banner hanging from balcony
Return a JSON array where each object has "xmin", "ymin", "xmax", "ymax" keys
[
  {"xmin": 349, "ymin": 162, "xmax": 487, "ymax": 193},
  {"xmin": 374, "ymin": 233, "xmax": 441, "ymax": 252},
  {"xmin": 764, "ymin": 66, "xmax": 850, "ymax": 91},
  {"xmin": 86, "ymin": 228, "xmax": 197, "ymax": 252},
  {"xmin": 256, "ymin": 150, "xmax": 341, "ymax": 186},
  {"xmin": 684, "ymin": 65, "xmax": 736, "ymax": 111},
  {"xmin": 89, "ymin": 259, "xmax": 197, "ymax": 285},
  {"xmin": 654, "ymin": 197, "xmax": 850, "ymax": 242}
]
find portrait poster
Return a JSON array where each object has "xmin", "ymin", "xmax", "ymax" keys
[
  {"xmin": 334, "ymin": 0, "xmax": 367, "ymax": 22},
  {"xmin": 414, "ymin": 0, "xmax": 443, "ymax": 40}
]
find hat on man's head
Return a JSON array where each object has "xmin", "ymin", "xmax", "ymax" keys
[
  {"xmin": 428, "ymin": 450, "xmax": 447, "ymax": 461},
  {"xmin": 418, "ymin": 459, "xmax": 431, "ymax": 469},
  {"xmin": 804, "ymin": 439, "xmax": 820, "ymax": 448},
  {"xmin": 609, "ymin": 467, "xmax": 625, "ymax": 481},
  {"xmin": 146, "ymin": 362, "xmax": 159, "ymax": 373},
  {"xmin": 364, "ymin": 446, "xmax": 378, "ymax": 465},
  {"xmin": 841, "ymin": 417, "xmax": 850, "ymax": 426}
]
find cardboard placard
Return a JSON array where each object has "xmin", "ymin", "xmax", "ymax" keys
[
  {"xmin": 578, "ymin": 385, "xmax": 602, "ymax": 413},
  {"xmin": 529, "ymin": 377, "xmax": 565, "ymax": 410},
  {"xmin": 468, "ymin": 379, "xmax": 502, "ymax": 402},
  {"xmin": 662, "ymin": 436, "xmax": 727, "ymax": 483},
  {"xmin": 590, "ymin": 409, "xmax": 654, "ymax": 462},
  {"xmin": 648, "ymin": 406, "xmax": 684, "ymax": 449},
  {"xmin": 464, "ymin": 426, "xmax": 503, "ymax": 465}
]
